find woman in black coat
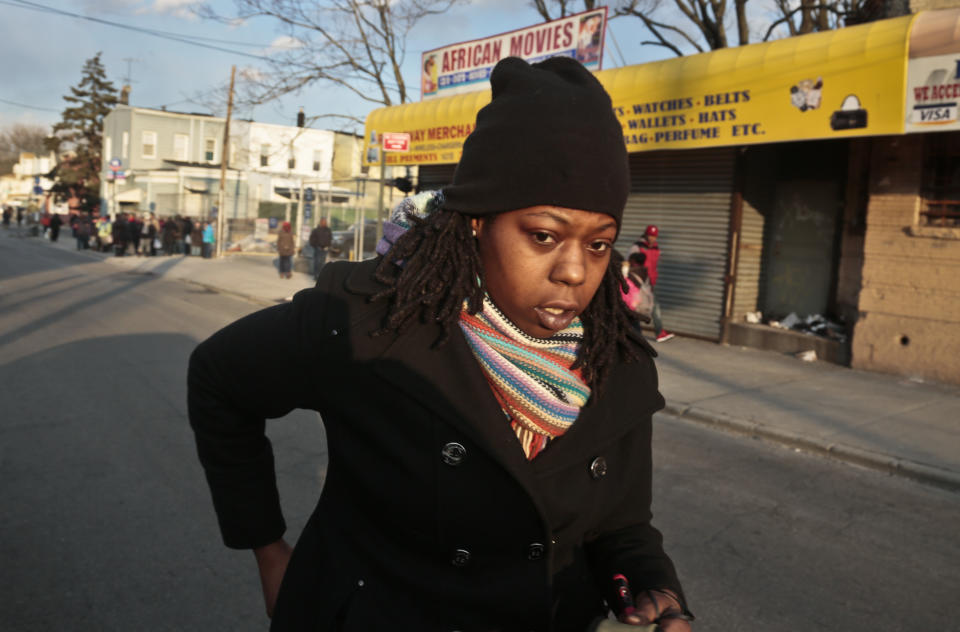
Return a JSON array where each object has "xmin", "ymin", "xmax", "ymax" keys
[{"xmin": 188, "ymin": 57, "xmax": 692, "ymax": 632}]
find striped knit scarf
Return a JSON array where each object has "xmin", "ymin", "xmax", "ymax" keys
[{"xmin": 459, "ymin": 296, "xmax": 591, "ymax": 460}]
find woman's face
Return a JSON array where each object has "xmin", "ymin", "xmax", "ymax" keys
[{"xmin": 472, "ymin": 206, "xmax": 617, "ymax": 338}]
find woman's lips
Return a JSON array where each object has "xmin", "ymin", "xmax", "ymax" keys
[{"xmin": 534, "ymin": 305, "xmax": 577, "ymax": 332}]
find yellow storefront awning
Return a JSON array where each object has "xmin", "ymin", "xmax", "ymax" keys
[{"xmin": 365, "ymin": 11, "xmax": 926, "ymax": 166}]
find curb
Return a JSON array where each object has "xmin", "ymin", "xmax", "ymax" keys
[{"xmin": 661, "ymin": 403, "xmax": 960, "ymax": 493}]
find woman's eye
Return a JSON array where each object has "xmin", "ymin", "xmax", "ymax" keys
[
  {"xmin": 588, "ymin": 241, "xmax": 611, "ymax": 253},
  {"xmin": 531, "ymin": 231, "xmax": 555, "ymax": 244}
]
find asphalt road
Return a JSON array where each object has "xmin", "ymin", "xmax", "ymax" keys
[{"xmin": 1, "ymin": 232, "xmax": 957, "ymax": 631}]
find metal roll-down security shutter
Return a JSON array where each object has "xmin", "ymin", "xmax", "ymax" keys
[
  {"xmin": 617, "ymin": 148, "xmax": 736, "ymax": 340},
  {"xmin": 417, "ymin": 164, "xmax": 457, "ymax": 193}
]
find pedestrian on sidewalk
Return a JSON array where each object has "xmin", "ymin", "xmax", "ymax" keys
[
  {"xmin": 49, "ymin": 213, "xmax": 62, "ymax": 243},
  {"xmin": 76, "ymin": 214, "xmax": 92, "ymax": 250},
  {"xmin": 190, "ymin": 222, "xmax": 203, "ymax": 257},
  {"xmin": 630, "ymin": 225, "xmax": 673, "ymax": 342},
  {"xmin": 187, "ymin": 56, "xmax": 692, "ymax": 632},
  {"xmin": 112, "ymin": 213, "xmax": 129, "ymax": 256},
  {"xmin": 138, "ymin": 213, "xmax": 155, "ymax": 256},
  {"xmin": 162, "ymin": 217, "xmax": 178, "ymax": 255},
  {"xmin": 2, "ymin": 206, "xmax": 10, "ymax": 227},
  {"xmin": 276, "ymin": 221, "xmax": 295, "ymax": 279},
  {"xmin": 128, "ymin": 212, "xmax": 141, "ymax": 255},
  {"xmin": 182, "ymin": 216, "xmax": 194, "ymax": 255},
  {"xmin": 201, "ymin": 221, "xmax": 215, "ymax": 259},
  {"xmin": 308, "ymin": 218, "xmax": 332, "ymax": 281},
  {"xmin": 96, "ymin": 215, "xmax": 112, "ymax": 252},
  {"xmin": 620, "ymin": 251, "xmax": 655, "ymax": 327}
]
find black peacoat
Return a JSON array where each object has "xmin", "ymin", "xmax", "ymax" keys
[{"xmin": 188, "ymin": 258, "xmax": 687, "ymax": 632}]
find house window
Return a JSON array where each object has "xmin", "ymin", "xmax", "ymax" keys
[
  {"xmin": 204, "ymin": 138, "xmax": 216, "ymax": 162},
  {"xmin": 121, "ymin": 131, "xmax": 129, "ymax": 159},
  {"xmin": 141, "ymin": 131, "xmax": 157, "ymax": 159},
  {"xmin": 105, "ymin": 137, "xmax": 112, "ymax": 166},
  {"xmin": 312, "ymin": 150, "xmax": 322, "ymax": 172},
  {"xmin": 174, "ymin": 134, "xmax": 189, "ymax": 161},
  {"xmin": 260, "ymin": 144, "xmax": 270, "ymax": 167},
  {"xmin": 920, "ymin": 133, "xmax": 960, "ymax": 228}
]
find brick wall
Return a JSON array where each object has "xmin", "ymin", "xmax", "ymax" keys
[{"xmin": 852, "ymin": 135, "xmax": 960, "ymax": 384}]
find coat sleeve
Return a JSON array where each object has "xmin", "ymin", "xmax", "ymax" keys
[
  {"xmin": 187, "ymin": 264, "xmax": 341, "ymax": 549},
  {"xmin": 583, "ymin": 351, "xmax": 692, "ymax": 616}
]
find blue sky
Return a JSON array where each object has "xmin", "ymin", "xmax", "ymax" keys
[{"xmin": 0, "ymin": 0, "xmax": 680, "ymax": 133}]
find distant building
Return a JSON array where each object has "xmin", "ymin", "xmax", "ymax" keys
[
  {"xmin": 100, "ymin": 106, "xmax": 231, "ymax": 218},
  {"xmin": 99, "ymin": 106, "xmax": 366, "ymax": 222},
  {"xmin": 0, "ymin": 151, "xmax": 56, "ymax": 207}
]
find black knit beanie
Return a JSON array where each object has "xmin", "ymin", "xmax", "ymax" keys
[{"xmin": 442, "ymin": 56, "xmax": 628, "ymax": 227}]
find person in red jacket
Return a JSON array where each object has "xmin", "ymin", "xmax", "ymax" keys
[{"xmin": 630, "ymin": 225, "xmax": 674, "ymax": 342}]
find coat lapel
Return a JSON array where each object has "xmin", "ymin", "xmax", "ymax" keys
[
  {"xmin": 530, "ymin": 360, "xmax": 666, "ymax": 474},
  {"xmin": 373, "ymin": 319, "xmax": 536, "ymax": 486}
]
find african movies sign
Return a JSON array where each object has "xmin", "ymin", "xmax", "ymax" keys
[{"xmin": 420, "ymin": 7, "xmax": 607, "ymax": 100}]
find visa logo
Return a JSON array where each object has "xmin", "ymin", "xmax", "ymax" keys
[{"xmin": 920, "ymin": 107, "xmax": 951, "ymax": 121}]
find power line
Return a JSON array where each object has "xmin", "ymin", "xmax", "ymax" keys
[
  {"xmin": 0, "ymin": 97, "xmax": 60, "ymax": 113},
  {"xmin": 2, "ymin": 0, "xmax": 280, "ymax": 64}
]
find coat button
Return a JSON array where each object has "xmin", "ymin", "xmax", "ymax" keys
[
  {"xmin": 441, "ymin": 442, "xmax": 466, "ymax": 466},
  {"xmin": 451, "ymin": 548, "xmax": 471, "ymax": 567},
  {"xmin": 526, "ymin": 542, "xmax": 545, "ymax": 560},
  {"xmin": 589, "ymin": 456, "xmax": 607, "ymax": 479}
]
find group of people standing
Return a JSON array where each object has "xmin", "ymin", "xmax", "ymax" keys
[
  {"xmin": 67, "ymin": 212, "xmax": 216, "ymax": 258},
  {"xmin": 1, "ymin": 205, "xmax": 24, "ymax": 228}
]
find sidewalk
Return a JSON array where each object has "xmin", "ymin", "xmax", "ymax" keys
[
  {"xmin": 32, "ymin": 230, "xmax": 316, "ymax": 305},
  {"xmin": 25, "ymin": 229, "xmax": 960, "ymax": 491},
  {"xmin": 654, "ymin": 337, "xmax": 960, "ymax": 491}
]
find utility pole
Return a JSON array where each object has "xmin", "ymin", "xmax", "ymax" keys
[{"xmin": 215, "ymin": 65, "xmax": 236, "ymax": 258}]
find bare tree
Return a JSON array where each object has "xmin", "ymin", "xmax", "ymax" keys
[
  {"xmin": 531, "ymin": 0, "xmax": 598, "ymax": 21},
  {"xmin": 614, "ymin": 0, "xmax": 872, "ymax": 57},
  {"xmin": 762, "ymin": 0, "xmax": 870, "ymax": 41},
  {"xmin": 200, "ymin": 0, "xmax": 465, "ymax": 129},
  {"xmin": 0, "ymin": 123, "xmax": 50, "ymax": 175}
]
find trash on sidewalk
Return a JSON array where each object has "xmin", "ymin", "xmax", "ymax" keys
[
  {"xmin": 226, "ymin": 235, "xmax": 276, "ymax": 253},
  {"xmin": 744, "ymin": 311, "xmax": 763, "ymax": 324},
  {"xmin": 795, "ymin": 349, "xmax": 818, "ymax": 362},
  {"xmin": 757, "ymin": 311, "xmax": 848, "ymax": 343}
]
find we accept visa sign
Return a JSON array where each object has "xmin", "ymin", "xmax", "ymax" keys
[{"xmin": 905, "ymin": 9, "xmax": 960, "ymax": 132}]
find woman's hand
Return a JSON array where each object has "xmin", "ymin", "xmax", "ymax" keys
[
  {"xmin": 253, "ymin": 538, "xmax": 293, "ymax": 618},
  {"xmin": 618, "ymin": 588, "xmax": 692, "ymax": 631}
]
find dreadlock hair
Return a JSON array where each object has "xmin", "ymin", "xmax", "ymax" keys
[{"xmin": 370, "ymin": 207, "xmax": 642, "ymax": 393}]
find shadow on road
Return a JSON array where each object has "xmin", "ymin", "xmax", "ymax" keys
[
  {"xmin": 0, "ymin": 331, "xmax": 323, "ymax": 631},
  {"xmin": 0, "ymin": 254, "xmax": 186, "ymax": 354}
]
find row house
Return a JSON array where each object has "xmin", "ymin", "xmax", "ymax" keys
[{"xmin": 99, "ymin": 106, "xmax": 361, "ymax": 223}]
